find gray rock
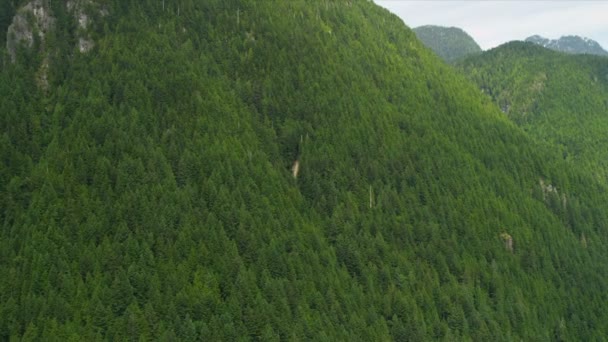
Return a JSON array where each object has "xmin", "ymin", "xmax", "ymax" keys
[{"xmin": 6, "ymin": 0, "xmax": 55, "ymax": 62}]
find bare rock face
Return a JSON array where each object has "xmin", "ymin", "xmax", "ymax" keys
[
  {"xmin": 6, "ymin": 0, "xmax": 55, "ymax": 62},
  {"xmin": 78, "ymin": 37, "xmax": 95, "ymax": 53},
  {"xmin": 68, "ymin": 0, "xmax": 107, "ymax": 53},
  {"xmin": 6, "ymin": 0, "xmax": 108, "ymax": 63}
]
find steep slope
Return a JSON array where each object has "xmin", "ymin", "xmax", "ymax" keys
[
  {"xmin": 526, "ymin": 34, "xmax": 608, "ymax": 56},
  {"xmin": 414, "ymin": 25, "xmax": 482, "ymax": 63},
  {"xmin": 460, "ymin": 41, "xmax": 608, "ymax": 181},
  {"xmin": 2, "ymin": 1, "xmax": 608, "ymax": 340}
]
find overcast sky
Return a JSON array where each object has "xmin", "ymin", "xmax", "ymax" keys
[{"xmin": 375, "ymin": 1, "xmax": 608, "ymax": 50}]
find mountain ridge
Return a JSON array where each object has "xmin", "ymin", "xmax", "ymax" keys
[
  {"xmin": 413, "ymin": 25, "xmax": 482, "ymax": 63},
  {"xmin": 525, "ymin": 34, "xmax": 608, "ymax": 56},
  {"xmin": 460, "ymin": 40, "xmax": 608, "ymax": 182}
]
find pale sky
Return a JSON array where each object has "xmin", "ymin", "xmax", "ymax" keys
[{"xmin": 375, "ymin": 1, "xmax": 608, "ymax": 50}]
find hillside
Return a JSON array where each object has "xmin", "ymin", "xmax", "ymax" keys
[
  {"xmin": 2, "ymin": 0, "xmax": 608, "ymax": 340},
  {"xmin": 413, "ymin": 25, "xmax": 482, "ymax": 63},
  {"xmin": 459, "ymin": 41, "xmax": 608, "ymax": 181},
  {"xmin": 526, "ymin": 35, "xmax": 608, "ymax": 56}
]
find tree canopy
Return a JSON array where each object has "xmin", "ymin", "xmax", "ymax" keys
[{"xmin": 2, "ymin": 0, "xmax": 608, "ymax": 340}]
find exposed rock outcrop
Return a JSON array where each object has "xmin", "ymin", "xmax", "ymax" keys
[
  {"xmin": 6, "ymin": 0, "xmax": 108, "ymax": 63},
  {"xmin": 291, "ymin": 160, "xmax": 300, "ymax": 179},
  {"xmin": 68, "ymin": 0, "xmax": 108, "ymax": 53},
  {"xmin": 6, "ymin": 0, "xmax": 55, "ymax": 62},
  {"xmin": 500, "ymin": 232, "xmax": 513, "ymax": 253}
]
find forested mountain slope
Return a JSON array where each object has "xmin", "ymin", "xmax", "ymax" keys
[
  {"xmin": 459, "ymin": 41, "xmax": 608, "ymax": 181},
  {"xmin": 413, "ymin": 25, "xmax": 481, "ymax": 63},
  {"xmin": 2, "ymin": 0, "xmax": 608, "ymax": 340}
]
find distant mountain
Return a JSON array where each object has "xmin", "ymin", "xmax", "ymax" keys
[
  {"xmin": 460, "ymin": 41, "xmax": 608, "ymax": 180},
  {"xmin": 413, "ymin": 25, "xmax": 482, "ymax": 63},
  {"xmin": 526, "ymin": 35, "xmax": 608, "ymax": 56}
]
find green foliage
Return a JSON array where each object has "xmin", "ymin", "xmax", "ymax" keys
[
  {"xmin": 460, "ymin": 41, "xmax": 608, "ymax": 181},
  {"xmin": 2, "ymin": 0, "xmax": 608, "ymax": 340},
  {"xmin": 0, "ymin": 1, "xmax": 16, "ymax": 48}
]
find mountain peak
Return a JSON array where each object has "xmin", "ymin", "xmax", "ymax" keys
[
  {"xmin": 413, "ymin": 25, "xmax": 481, "ymax": 63},
  {"xmin": 525, "ymin": 34, "xmax": 608, "ymax": 56}
]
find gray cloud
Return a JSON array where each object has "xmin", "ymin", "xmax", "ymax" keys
[{"xmin": 375, "ymin": 1, "xmax": 608, "ymax": 51}]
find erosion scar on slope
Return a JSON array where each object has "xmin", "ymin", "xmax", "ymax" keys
[{"xmin": 292, "ymin": 160, "xmax": 300, "ymax": 179}]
